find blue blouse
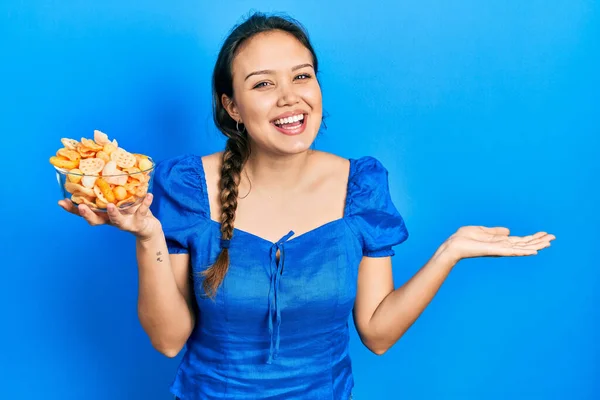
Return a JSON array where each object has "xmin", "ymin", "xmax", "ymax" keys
[{"xmin": 150, "ymin": 154, "xmax": 409, "ymax": 400}]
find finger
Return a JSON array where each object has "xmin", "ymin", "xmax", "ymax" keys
[
  {"xmin": 78, "ymin": 204, "xmax": 108, "ymax": 226},
  {"xmin": 488, "ymin": 245, "xmax": 538, "ymax": 257},
  {"xmin": 58, "ymin": 199, "xmax": 81, "ymax": 216},
  {"xmin": 505, "ymin": 232, "xmax": 544, "ymax": 244},
  {"xmin": 516, "ymin": 232, "xmax": 547, "ymax": 242},
  {"xmin": 507, "ymin": 248, "xmax": 538, "ymax": 256},
  {"xmin": 479, "ymin": 226, "xmax": 510, "ymax": 236},
  {"xmin": 520, "ymin": 238, "xmax": 552, "ymax": 247},
  {"xmin": 517, "ymin": 233, "xmax": 556, "ymax": 246},
  {"xmin": 136, "ymin": 193, "xmax": 154, "ymax": 217},
  {"xmin": 514, "ymin": 240, "xmax": 552, "ymax": 250},
  {"xmin": 505, "ymin": 231, "xmax": 553, "ymax": 245},
  {"xmin": 106, "ymin": 203, "xmax": 125, "ymax": 227}
]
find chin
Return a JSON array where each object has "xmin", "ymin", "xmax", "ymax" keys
[{"xmin": 272, "ymin": 138, "xmax": 314, "ymax": 155}]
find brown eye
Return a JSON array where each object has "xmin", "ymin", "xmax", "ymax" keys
[
  {"xmin": 253, "ymin": 81, "xmax": 271, "ymax": 89},
  {"xmin": 295, "ymin": 73, "xmax": 311, "ymax": 80}
]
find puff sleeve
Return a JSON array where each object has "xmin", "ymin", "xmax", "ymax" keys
[
  {"xmin": 150, "ymin": 154, "xmax": 207, "ymax": 254},
  {"xmin": 346, "ymin": 156, "xmax": 409, "ymax": 257}
]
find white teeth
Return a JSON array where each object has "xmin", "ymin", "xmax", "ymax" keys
[{"xmin": 274, "ymin": 114, "xmax": 304, "ymax": 126}]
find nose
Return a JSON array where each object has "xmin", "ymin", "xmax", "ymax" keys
[{"xmin": 276, "ymin": 82, "xmax": 300, "ymax": 107}]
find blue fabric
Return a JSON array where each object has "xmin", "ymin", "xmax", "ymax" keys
[{"xmin": 150, "ymin": 154, "xmax": 409, "ymax": 400}]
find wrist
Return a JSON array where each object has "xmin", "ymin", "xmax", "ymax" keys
[
  {"xmin": 135, "ymin": 221, "xmax": 164, "ymax": 244},
  {"xmin": 434, "ymin": 238, "xmax": 462, "ymax": 268}
]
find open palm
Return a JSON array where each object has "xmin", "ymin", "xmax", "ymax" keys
[{"xmin": 448, "ymin": 226, "xmax": 555, "ymax": 261}]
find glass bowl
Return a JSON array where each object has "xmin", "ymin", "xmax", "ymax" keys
[{"xmin": 54, "ymin": 157, "xmax": 155, "ymax": 212}]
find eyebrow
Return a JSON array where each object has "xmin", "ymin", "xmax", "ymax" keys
[{"xmin": 244, "ymin": 63, "xmax": 314, "ymax": 81}]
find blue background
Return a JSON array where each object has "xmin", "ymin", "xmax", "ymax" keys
[{"xmin": 1, "ymin": 0, "xmax": 598, "ymax": 399}]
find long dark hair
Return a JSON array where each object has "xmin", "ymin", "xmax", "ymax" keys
[{"xmin": 201, "ymin": 12, "xmax": 320, "ymax": 298}]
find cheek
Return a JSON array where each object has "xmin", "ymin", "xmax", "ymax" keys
[
  {"xmin": 304, "ymin": 84, "xmax": 323, "ymax": 112},
  {"xmin": 237, "ymin": 93, "xmax": 274, "ymax": 122}
]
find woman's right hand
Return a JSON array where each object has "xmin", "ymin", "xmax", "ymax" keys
[{"xmin": 58, "ymin": 193, "xmax": 162, "ymax": 241}]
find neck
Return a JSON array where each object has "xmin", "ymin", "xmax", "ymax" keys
[{"xmin": 241, "ymin": 147, "xmax": 313, "ymax": 194}]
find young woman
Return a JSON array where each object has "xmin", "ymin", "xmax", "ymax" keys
[{"xmin": 59, "ymin": 12, "xmax": 555, "ymax": 400}]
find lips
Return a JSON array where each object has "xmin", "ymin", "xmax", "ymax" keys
[
  {"xmin": 271, "ymin": 113, "xmax": 307, "ymax": 136},
  {"xmin": 270, "ymin": 110, "xmax": 307, "ymax": 123}
]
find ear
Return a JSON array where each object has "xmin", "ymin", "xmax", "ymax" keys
[{"xmin": 221, "ymin": 94, "xmax": 241, "ymax": 123}]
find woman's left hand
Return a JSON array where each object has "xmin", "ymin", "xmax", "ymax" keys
[{"xmin": 444, "ymin": 226, "xmax": 555, "ymax": 263}]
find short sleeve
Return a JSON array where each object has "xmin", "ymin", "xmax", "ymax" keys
[
  {"xmin": 150, "ymin": 154, "xmax": 207, "ymax": 254},
  {"xmin": 346, "ymin": 156, "xmax": 409, "ymax": 257}
]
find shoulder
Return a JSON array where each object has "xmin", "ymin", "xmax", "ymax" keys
[
  {"xmin": 200, "ymin": 151, "xmax": 224, "ymax": 184},
  {"xmin": 152, "ymin": 154, "xmax": 204, "ymax": 197},
  {"xmin": 151, "ymin": 153, "xmax": 210, "ymax": 218},
  {"xmin": 346, "ymin": 155, "xmax": 397, "ymax": 216},
  {"xmin": 154, "ymin": 153, "xmax": 201, "ymax": 178},
  {"xmin": 306, "ymin": 152, "xmax": 390, "ymax": 193},
  {"xmin": 308, "ymin": 150, "xmax": 350, "ymax": 183},
  {"xmin": 308, "ymin": 152, "xmax": 388, "ymax": 180},
  {"xmin": 350, "ymin": 156, "xmax": 388, "ymax": 179},
  {"xmin": 310, "ymin": 150, "xmax": 348, "ymax": 166},
  {"xmin": 343, "ymin": 156, "xmax": 409, "ymax": 254}
]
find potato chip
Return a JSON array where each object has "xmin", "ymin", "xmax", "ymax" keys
[
  {"xmin": 57, "ymin": 148, "xmax": 81, "ymax": 162},
  {"xmin": 95, "ymin": 197, "xmax": 108, "ymax": 209},
  {"xmin": 125, "ymin": 167, "xmax": 148, "ymax": 184},
  {"xmin": 81, "ymin": 175, "xmax": 97, "ymax": 188},
  {"xmin": 110, "ymin": 149, "xmax": 136, "ymax": 169},
  {"xmin": 102, "ymin": 160, "xmax": 128, "ymax": 185},
  {"xmin": 67, "ymin": 168, "xmax": 83, "ymax": 184},
  {"xmin": 65, "ymin": 182, "xmax": 96, "ymax": 197},
  {"xmin": 71, "ymin": 194, "xmax": 96, "ymax": 207},
  {"xmin": 93, "ymin": 130, "xmax": 111, "ymax": 146},
  {"xmin": 117, "ymin": 196, "xmax": 137, "ymax": 207},
  {"xmin": 138, "ymin": 158, "xmax": 153, "ymax": 171},
  {"xmin": 79, "ymin": 158, "xmax": 106, "ymax": 175},
  {"xmin": 61, "ymin": 138, "xmax": 79, "ymax": 150},
  {"xmin": 102, "ymin": 160, "xmax": 118, "ymax": 175},
  {"xmin": 103, "ymin": 142, "xmax": 117, "ymax": 155},
  {"xmin": 135, "ymin": 184, "xmax": 149, "ymax": 198},
  {"xmin": 95, "ymin": 150, "xmax": 110, "ymax": 163},
  {"xmin": 124, "ymin": 181, "xmax": 139, "ymax": 195},
  {"xmin": 50, "ymin": 156, "xmax": 79, "ymax": 170},
  {"xmin": 76, "ymin": 143, "xmax": 96, "ymax": 158},
  {"xmin": 81, "ymin": 137, "xmax": 104, "ymax": 151}
]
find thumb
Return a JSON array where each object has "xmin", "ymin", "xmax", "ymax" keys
[{"xmin": 480, "ymin": 226, "xmax": 510, "ymax": 236}]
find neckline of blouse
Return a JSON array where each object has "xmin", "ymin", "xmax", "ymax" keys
[{"xmin": 194, "ymin": 156, "xmax": 361, "ymax": 246}]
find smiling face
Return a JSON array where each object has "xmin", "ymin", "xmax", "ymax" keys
[{"xmin": 222, "ymin": 30, "xmax": 323, "ymax": 155}]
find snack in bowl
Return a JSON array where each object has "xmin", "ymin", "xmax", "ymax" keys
[{"xmin": 50, "ymin": 130, "xmax": 155, "ymax": 212}]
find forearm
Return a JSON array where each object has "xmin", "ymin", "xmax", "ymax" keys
[
  {"xmin": 367, "ymin": 242, "xmax": 458, "ymax": 354},
  {"xmin": 136, "ymin": 230, "xmax": 194, "ymax": 356}
]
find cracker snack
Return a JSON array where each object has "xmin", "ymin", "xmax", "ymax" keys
[{"xmin": 50, "ymin": 130, "xmax": 154, "ymax": 210}]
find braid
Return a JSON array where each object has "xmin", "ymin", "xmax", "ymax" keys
[{"xmin": 201, "ymin": 136, "xmax": 248, "ymax": 298}]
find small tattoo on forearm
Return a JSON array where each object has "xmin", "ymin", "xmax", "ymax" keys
[{"xmin": 156, "ymin": 251, "xmax": 163, "ymax": 262}]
